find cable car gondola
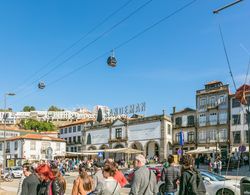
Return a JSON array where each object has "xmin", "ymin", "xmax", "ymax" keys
[
  {"xmin": 107, "ymin": 50, "xmax": 117, "ymax": 67},
  {"xmin": 38, "ymin": 82, "xmax": 46, "ymax": 89}
]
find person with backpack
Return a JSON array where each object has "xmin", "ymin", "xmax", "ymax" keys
[
  {"xmin": 161, "ymin": 155, "xmax": 180, "ymax": 195},
  {"xmin": 129, "ymin": 154, "xmax": 158, "ymax": 195},
  {"xmin": 179, "ymin": 154, "xmax": 206, "ymax": 195}
]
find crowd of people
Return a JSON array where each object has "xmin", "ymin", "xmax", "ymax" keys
[{"xmin": 15, "ymin": 153, "xmax": 209, "ymax": 195}]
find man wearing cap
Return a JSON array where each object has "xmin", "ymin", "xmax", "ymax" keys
[
  {"xmin": 129, "ymin": 154, "xmax": 158, "ymax": 195},
  {"xmin": 92, "ymin": 162, "xmax": 105, "ymax": 194}
]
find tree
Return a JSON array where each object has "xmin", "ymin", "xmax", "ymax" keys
[
  {"xmin": 22, "ymin": 106, "xmax": 36, "ymax": 112},
  {"xmin": 20, "ymin": 119, "xmax": 55, "ymax": 132},
  {"xmin": 48, "ymin": 105, "xmax": 64, "ymax": 111}
]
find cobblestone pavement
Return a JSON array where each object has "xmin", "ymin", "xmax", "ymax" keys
[{"xmin": 0, "ymin": 172, "xmax": 130, "ymax": 195}]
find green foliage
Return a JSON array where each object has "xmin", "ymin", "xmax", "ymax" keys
[
  {"xmin": 20, "ymin": 119, "xmax": 55, "ymax": 132},
  {"xmin": 22, "ymin": 106, "xmax": 36, "ymax": 112},
  {"xmin": 48, "ymin": 105, "xmax": 64, "ymax": 111}
]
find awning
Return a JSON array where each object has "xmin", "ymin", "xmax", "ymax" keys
[
  {"xmin": 66, "ymin": 152, "xmax": 98, "ymax": 156},
  {"xmin": 82, "ymin": 148, "xmax": 143, "ymax": 154},
  {"xmin": 186, "ymin": 147, "xmax": 220, "ymax": 154}
]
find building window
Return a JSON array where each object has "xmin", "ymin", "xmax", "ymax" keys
[
  {"xmin": 175, "ymin": 117, "xmax": 182, "ymax": 126},
  {"xmin": 87, "ymin": 134, "xmax": 91, "ymax": 145},
  {"xmin": 219, "ymin": 129, "xmax": 227, "ymax": 141},
  {"xmin": 60, "ymin": 129, "xmax": 63, "ymax": 134},
  {"xmin": 0, "ymin": 143, "xmax": 2, "ymax": 151},
  {"xmin": 78, "ymin": 146, "xmax": 81, "ymax": 152},
  {"xmin": 73, "ymin": 126, "xmax": 76, "ymax": 132},
  {"xmin": 233, "ymin": 131, "xmax": 241, "ymax": 144},
  {"xmin": 167, "ymin": 124, "xmax": 171, "ymax": 135},
  {"xmin": 14, "ymin": 141, "xmax": 18, "ymax": 150},
  {"xmin": 188, "ymin": 132, "xmax": 195, "ymax": 142},
  {"xmin": 115, "ymin": 128, "xmax": 122, "ymax": 139},
  {"xmin": 232, "ymin": 114, "xmax": 241, "ymax": 125},
  {"xmin": 199, "ymin": 113, "xmax": 206, "ymax": 126},
  {"xmin": 219, "ymin": 112, "xmax": 227, "ymax": 124},
  {"xmin": 187, "ymin": 115, "xmax": 194, "ymax": 126},
  {"xmin": 77, "ymin": 125, "xmax": 81, "ymax": 131},
  {"xmin": 64, "ymin": 128, "xmax": 67, "ymax": 134},
  {"xmin": 66, "ymin": 147, "xmax": 69, "ymax": 152},
  {"xmin": 77, "ymin": 136, "xmax": 81, "ymax": 143},
  {"xmin": 232, "ymin": 98, "xmax": 241, "ymax": 108},
  {"xmin": 73, "ymin": 136, "xmax": 76, "ymax": 143},
  {"xmin": 245, "ymin": 131, "xmax": 249, "ymax": 143},
  {"xmin": 69, "ymin": 127, "xmax": 72, "ymax": 133},
  {"xmin": 70, "ymin": 147, "xmax": 74, "ymax": 152},
  {"xmin": 69, "ymin": 137, "xmax": 72, "ymax": 143},
  {"xmin": 209, "ymin": 113, "xmax": 217, "ymax": 125},
  {"xmin": 30, "ymin": 141, "xmax": 36, "ymax": 150},
  {"xmin": 175, "ymin": 133, "xmax": 180, "ymax": 143},
  {"xmin": 209, "ymin": 96, "xmax": 216, "ymax": 107},
  {"xmin": 64, "ymin": 138, "xmax": 67, "ymax": 142}
]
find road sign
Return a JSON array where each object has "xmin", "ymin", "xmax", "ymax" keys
[
  {"xmin": 239, "ymin": 145, "xmax": 246, "ymax": 152},
  {"xmin": 98, "ymin": 152, "xmax": 103, "ymax": 157},
  {"xmin": 177, "ymin": 149, "xmax": 182, "ymax": 155}
]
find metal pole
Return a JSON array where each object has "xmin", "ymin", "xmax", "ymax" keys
[{"xmin": 213, "ymin": 0, "xmax": 243, "ymax": 14}]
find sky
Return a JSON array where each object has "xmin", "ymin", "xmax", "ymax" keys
[{"xmin": 0, "ymin": 0, "xmax": 249, "ymax": 115}]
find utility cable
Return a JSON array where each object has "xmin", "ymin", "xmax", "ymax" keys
[
  {"xmin": 219, "ymin": 24, "xmax": 237, "ymax": 91},
  {"xmin": 14, "ymin": 0, "xmax": 152, "ymax": 96},
  {"xmin": 12, "ymin": 0, "xmax": 197, "ymax": 103},
  {"xmin": 13, "ymin": 0, "xmax": 133, "ymax": 94}
]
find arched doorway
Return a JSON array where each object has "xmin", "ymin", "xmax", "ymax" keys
[
  {"xmin": 114, "ymin": 144, "xmax": 124, "ymax": 162},
  {"xmin": 88, "ymin": 145, "xmax": 97, "ymax": 160},
  {"xmin": 146, "ymin": 141, "xmax": 159, "ymax": 160},
  {"xmin": 99, "ymin": 144, "xmax": 109, "ymax": 160},
  {"xmin": 130, "ymin": 142, "xmax": 143, "ymax": 160}
]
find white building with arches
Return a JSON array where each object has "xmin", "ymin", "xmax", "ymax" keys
[{"xmin": 82, "ymin": 114, "xmax": 172, "ymax": 161}]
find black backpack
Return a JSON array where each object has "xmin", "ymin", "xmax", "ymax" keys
[{"xmin": 186, "ymin": 170, "xmax": 206, "ymax": 195}]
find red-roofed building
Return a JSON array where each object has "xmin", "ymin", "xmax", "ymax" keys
[{"xmin": 0, "ymin": 134, "xmax": 66, "ymax": 166}]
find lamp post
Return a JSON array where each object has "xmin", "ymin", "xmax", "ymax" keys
[{"xmin": 2, "ymin": 93, "xmax": 15, "ymax": 170}]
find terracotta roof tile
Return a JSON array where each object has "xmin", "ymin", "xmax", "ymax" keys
[{"xmin": 6, "ymin": 134, "xmax": 65, "ymax": 142}]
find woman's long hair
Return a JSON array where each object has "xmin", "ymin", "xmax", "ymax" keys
[
  {"xmin": 51, "ymin": 167, "xmax": 66, "ymax": 193},
  {"xmin": 80, "ymin": 171, "xmax": 93, "ymax": 191},
  {"xmin": 36, "ymin": 164, "xmax": 55, "ymax": 181}
]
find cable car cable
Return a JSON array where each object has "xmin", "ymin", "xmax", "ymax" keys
[
  {"xmin": 12, "ymin": 0, "xmax": 133, "ymax": 95},
  {"xmin": 12, "ymin": 0, "xmax": 197, "ymax": 103},
  {"xmin": 13, "ymin": 0, "xmax": 152, "ymax": 96},
  {"xmin": 218, "ymin": 24, "xmax": 237, "ymax": 91}
]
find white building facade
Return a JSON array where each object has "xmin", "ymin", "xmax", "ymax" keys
[
  {"xmin": 59, "ymin": 119, "xmax": 93, "ymax": 153},
  {"xmin": 230, "ymin": 94, "xmax": 249, "ymax": 152},
  {"xmin": 0, "ymin": 134, "xmax": 66, "ymax": 166},
  {"xmin": 82, "ymin": 114, "xmax": 172, "ymax": 161}
]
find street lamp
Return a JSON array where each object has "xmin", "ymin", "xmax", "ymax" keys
[{"xmin": 2, "ymin": 93, "xmax": 15, "ymax": 171}]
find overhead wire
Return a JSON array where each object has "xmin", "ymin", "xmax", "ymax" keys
[
  {"xmin": 14, "ymin": 0, "xmax": 153, "ymax": 96},
  {"xmin": 219, "ymin": 24, "xmax": 237, "ymax": 91},
  {"xmin": 11, "ymin": 0, "xmax": 197, "ymax": 105},
  {"xmin": 13, "ymin": 0, "xmax": 134, "ymax": 95}
]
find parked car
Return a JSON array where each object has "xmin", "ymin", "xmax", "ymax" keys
[
  {"xmin": 201, "ymin": 170, "xmax": 240, "ymax": 195},
  {"xmin": 124, "ymin": 166, "xmax": 162, "ymax": 184},
  {"xmin": 157, "ymin": 170, "xmax": 240, "ymax": 195},
  {"xmin": 2, "ymin": 167, "xmax": 23, "ymax": 178}
]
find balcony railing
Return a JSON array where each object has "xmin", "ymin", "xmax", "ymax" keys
[{"xmin": 108, "ymin": 137, "xmax": 128, "ymax": 143}]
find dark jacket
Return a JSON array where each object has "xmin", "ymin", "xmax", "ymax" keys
[
  {"xmin": 179, "ymin": 168, "xmax": 206, "ymax": 195},
  {"xmin": 37, "ymin": 179, "xmax": 62, "ymax": 195},
  {"xmin": 21, "ymin": 174, "xmax": 40, "ymax": 195},
  {"xmin": 161, "ymin": 165, "xmax": 180, "ymax": 192},
  {"xmin": 52, "ymin": 178, "xmax": 65, "ymax": 195}
]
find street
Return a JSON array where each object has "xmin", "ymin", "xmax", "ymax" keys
[{"xmin": 0, "ymin": 171, "xmax": 130, "ymax": 195}]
